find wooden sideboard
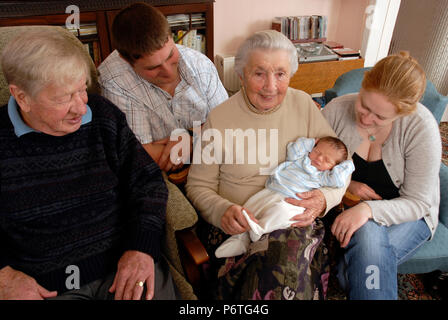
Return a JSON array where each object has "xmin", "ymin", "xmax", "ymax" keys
[{"xmin": 289, "ymin": 58, "xmax": 365, "ymax": 95}]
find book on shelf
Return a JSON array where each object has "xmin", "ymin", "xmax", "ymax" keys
[
  {"xmin": 82, "ymin": 41, "xmax": 101, "ymax": 66},
  {"xmin": 324, "ymin": 40, "xmax": 344, "ymax": 49},
  {"xmin": 79, "ymin": 23, "xmax": 97, "ymax": 36},
  {"xmin": 332, "ymin": 47, "xmax": 360, "ymax": 57},
  {"xmin": 272, "ymin": 15, "xmax": 327, "ymax": 43},
  {"xmin": 62, "ymin": 23, "xmax": 98, "ymax": 37},
  {"xmin": 167, "ymin": 13, "xmax": 206, "ymax": 28},
  {"xmin": 337, "ymin": 55, "xmax": 361, "ymax": 61},
  {"xmin": 173, "ymin": 29, "xmax": 205, "ymax": 54}
]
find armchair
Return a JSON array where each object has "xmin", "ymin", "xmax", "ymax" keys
[
  {"xmin": 0, "ymin": 25, "xmax": 208, "ymax": 299},
  {"xmin": 325, "ymin": 68, "xmax": 448, "ymax": 274}
]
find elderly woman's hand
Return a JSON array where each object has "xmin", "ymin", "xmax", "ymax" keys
[
  {"xmin": 285, "ymin": 189, "xmax": 326, "ymax": 227},
  {"xmin": 221, "ymin": 205, "xmax": 258, "ymax": 235},
  {"xmin": 109, "ymin": 250, "xmax": 155, "ymax": 300}
]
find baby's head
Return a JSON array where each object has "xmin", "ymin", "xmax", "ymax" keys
[{"xmin": 309, "ymin": 136, "xmax": 348, "ymax": 171}]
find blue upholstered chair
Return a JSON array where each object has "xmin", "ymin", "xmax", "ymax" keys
[{"xmin": 324, "ymin": 67, "xmax": 448, "ymax": 274}]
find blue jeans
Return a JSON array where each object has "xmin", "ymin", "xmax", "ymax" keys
[{"xmin": 336, "ymin": 219, "xmax": 431, "ymax": 300}]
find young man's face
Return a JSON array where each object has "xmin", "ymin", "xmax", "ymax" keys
[{"xmin": 132, "ymin": 37, "xmax": 180, "ymax": 88}]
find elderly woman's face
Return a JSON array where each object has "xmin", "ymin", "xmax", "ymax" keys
[
  {"xmin": 18, "ymin": 76, "xmax": 88, "ymax": 136},
  {"xmin": 242, "ymin": 49, "xmax": 291, "ymax": 111}
]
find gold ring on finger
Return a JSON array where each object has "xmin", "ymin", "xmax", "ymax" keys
[{"xmin": 136, "ymin": 281, "xmax": 144, "ymax": 287}]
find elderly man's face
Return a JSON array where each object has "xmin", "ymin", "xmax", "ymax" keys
[
  {"xmin": 17, "ymin": 77, "xmax": 88, "ymax": 136},
  {"xmin": 132, "ymin": 37, "xmax": 180, "ymax": 88},
  {"xmin": 242, "ymin": 49, "xmax": 291, "ymax": 111}
]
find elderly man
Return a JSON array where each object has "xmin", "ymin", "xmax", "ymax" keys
[
  {"xmin": 98, "ymin": 2, "xmax": 228, "ymax": 172},
  {"xmin": 0, "ymin": 28, "xmax": 177, "ymax": 300}
]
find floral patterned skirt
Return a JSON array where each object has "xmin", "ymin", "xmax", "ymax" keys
[{"xmin": 198, "ymin": 218, "xmax": 329, "ymax": 300}]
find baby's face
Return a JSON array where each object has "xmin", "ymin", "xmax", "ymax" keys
[{"xmin": 309, "ymin": 142, "xmax": 342, "ymax": 171}]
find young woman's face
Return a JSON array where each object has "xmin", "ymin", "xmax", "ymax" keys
[
  {"xmin": 242, "ymin": 49, "xmax": 291, "ymax": 112},
  {"xmin": 355, "ymin": 88, "xmax": 400, "ymax": 129}
]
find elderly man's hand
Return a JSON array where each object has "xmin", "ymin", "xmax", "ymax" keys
[
  {"xmin": 285, "ymin": 189, "xmax": 326, "ymax": 227},
  {"xmin": 0, "ymin": 266, "xmax": 58, "ymax": 300},
  {"xmin": 109, "ymin": 250, "xmax": 155, "ymax": 300}
]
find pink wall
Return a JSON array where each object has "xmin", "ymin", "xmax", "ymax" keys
[{"xmin": 213, "ymin": 0, "xmax": 368, "ymax": 58}]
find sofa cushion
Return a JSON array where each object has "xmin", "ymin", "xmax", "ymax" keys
[
  {"xmin": 324, "ymin": 67, "xmax": 370, "ymax": 104},
  {"xmin": 398, "ymin": 222, "xmax": 448, "ymax": 274},
  {"xmin": 421, "ymin": 80, "xmax": 448, "ymax": 124}
]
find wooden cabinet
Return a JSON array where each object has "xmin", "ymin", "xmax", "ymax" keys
[
  {"xmin": 289, "ymin": 58, "xmax": 365, "ymax": 95},
  {"xmin": 0, "ymin": 0, "xmax": 215, "ymax": 65}
]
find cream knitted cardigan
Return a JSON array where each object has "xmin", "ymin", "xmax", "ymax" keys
[
  {"xmin": 322, "ymin": 93, "xmax": 441, "ymax": 238},
  {"xmin": 186, "ymin": 88, "xmax": 348, "ymax": 229}
]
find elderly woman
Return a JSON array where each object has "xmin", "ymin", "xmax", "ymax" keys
[
  {"xmin": 322, "ymin": 52, "xmax": 441, "ymax": 299},
  {"xmin": 186, "ymin": 30, "xmax": 348, "ymax": 300},
  {"xmin": 0, "ymin": 28, "xmax": 177, "ymax": 300}
]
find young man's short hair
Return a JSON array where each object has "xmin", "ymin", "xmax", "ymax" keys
[{"xmin": 112, "ymin": 2, "xmax": 171, "ymax": 65}]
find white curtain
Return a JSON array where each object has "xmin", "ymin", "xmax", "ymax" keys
[{"xmin": 388, "ymin": 0, "xmax": 448, "ymax": 95}]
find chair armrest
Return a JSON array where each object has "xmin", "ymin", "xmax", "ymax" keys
[
  {"xmin": 176, "ymin": 229, "xmax": 210, "ymax": 289},
  {"xmin": 162, "ymin": 175, "xmax": 198, "ymax": 277},
  {"xmin": 177, "ymin": 229, "xmax": 209, "ymax": 266},
  {"xmin": 162, "ymin": 175, "xmax": 209, "ymax": 293}
]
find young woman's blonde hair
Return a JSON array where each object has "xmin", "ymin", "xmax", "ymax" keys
[
  {"xmin": 1, "ymin": 27, "xmax": 91, "ymax": 98},
  {"xmin": 362, "ymin": 51, "xmax": 426, "ymax": 115}
]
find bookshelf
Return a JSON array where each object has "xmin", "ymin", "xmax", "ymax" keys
[{"xmin": 0, "ymin": 0, "xmax": 215, "ymax": 65}]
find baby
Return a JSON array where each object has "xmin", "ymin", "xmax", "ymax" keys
[{"xmin": 215, "ymin": 136, "xmax": 355, "ymax": 258}]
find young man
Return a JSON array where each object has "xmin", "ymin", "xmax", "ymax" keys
[{"xmin": 98, "ymin": 3, "xmax": 228, "ymax": 172}]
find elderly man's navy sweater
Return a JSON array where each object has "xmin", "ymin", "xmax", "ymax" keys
[{"xmin": 0, "ymin": 94, "xmax": 168, "ymax": 293}]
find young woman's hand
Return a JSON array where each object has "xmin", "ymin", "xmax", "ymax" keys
[
  {"xmin": 331, "ymin": 202, "xmax": 372, "ymax": 247},
  {"xmin": 348, "ymin": 180, "xmax": 382, "ymax": 201}
]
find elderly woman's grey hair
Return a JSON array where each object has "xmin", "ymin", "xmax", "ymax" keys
[
  {"xmin": 234, "ymin": 30, "xmax": 298, "ymax": 78},
  {"xmin": 1, "ymin": 28, "xmax": 91, "ymax": 98}
]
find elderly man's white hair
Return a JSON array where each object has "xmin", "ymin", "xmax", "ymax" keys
[
  {"xmin": 1, "ymin": 27, "xmax": 91, "ymax": 98},
  {"xmin": 234, "ymin": 30, "xmax": 298, "ymax": 78}
]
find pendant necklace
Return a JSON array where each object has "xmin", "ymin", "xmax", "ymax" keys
[{"xmin": 365, "ymin": 127, "xmax": 377, "ymax": 142}]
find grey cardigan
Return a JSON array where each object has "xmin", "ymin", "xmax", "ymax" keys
[{"xmin": 322, "ymin": 94, "xmax": 441, "ymax": 238}]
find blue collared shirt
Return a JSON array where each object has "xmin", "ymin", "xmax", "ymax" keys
[{"xmin": 7, "ymin": 96, "xmax": 92, "ymax": 137}]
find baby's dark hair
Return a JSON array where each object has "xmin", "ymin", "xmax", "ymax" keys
[{"xmin": 317, "ymin": 136, "xmax": 348, "ymax": 164}]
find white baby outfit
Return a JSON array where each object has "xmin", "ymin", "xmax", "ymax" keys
[{"xmin": 215, "ymin": 137, "xmax": 355, "ymax": 258}]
